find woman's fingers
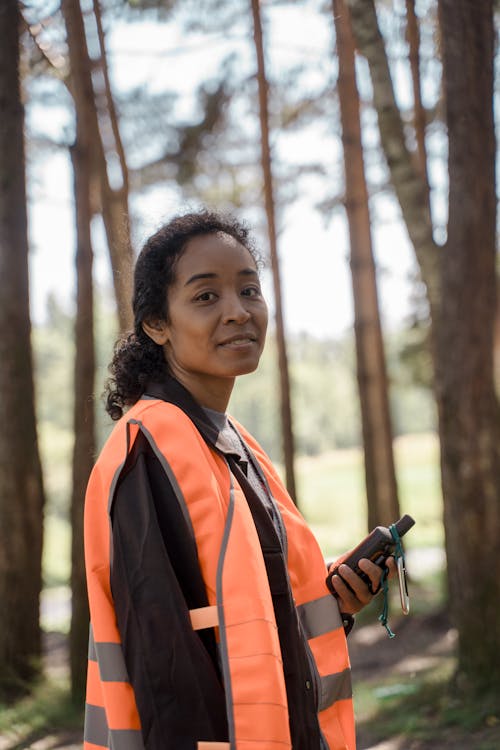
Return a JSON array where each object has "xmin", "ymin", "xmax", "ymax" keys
[{"xmin": 328, "ymin": 556, "xmax": 397, "ymax": 615}]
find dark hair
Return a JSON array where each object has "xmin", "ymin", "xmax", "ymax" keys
[{"xmin": 104, "ymin": 209, "xmax": 260, "ymax": 420}]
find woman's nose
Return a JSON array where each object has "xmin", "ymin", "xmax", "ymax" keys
[{"xmin": 222, "ymin": 295, "xmax": 251, "ymax": 325}]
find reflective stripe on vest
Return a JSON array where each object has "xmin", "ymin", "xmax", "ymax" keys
[{"xmin": 84, "ymin": 398, "xmax": 355, "ymax": 750}]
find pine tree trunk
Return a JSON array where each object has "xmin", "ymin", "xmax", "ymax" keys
[
  {"xmin": 333, "ymin": 0, "xmax": 400, "ymax": 529},
  {"xmin": 60, "ymin": 0, "xmax": 96, "ymax": 704},
  {"xmin": 62, "ymin": 0, "xmax": 133, "ymax": 334},
  {"xmin": 345, "ymin": 0, "xmax": 440, "ymax": 315},
  {"xmin": 92, "ymin": 0, "xmax": 134, "ymax": 333},
  {"xmin": 250, "ymin": 0, "xmax": 298, "ymax": 503},
  {"xmin": 0, "ymin": 0, "xmax": 45, "ymax": 700},
  {"xmin": 405, "ymin": 0, "xmax": 431, "ymax": 204},
  {"xmin": 69, "ymin": 138, "xmax": 94, "ymax": 705},
  {"xmin": 436, "ymin": 0, "xmax": 500, "ymax": 689}
]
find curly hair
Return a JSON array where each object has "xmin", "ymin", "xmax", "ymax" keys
[{"xmin": 104, "ymin": 209, "xmax": 260, "ymax": 420}]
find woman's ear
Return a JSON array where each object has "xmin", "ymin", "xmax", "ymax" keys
[{"xmin": 142, "ymin": 319, "xmax": 169, "ymax": 346}]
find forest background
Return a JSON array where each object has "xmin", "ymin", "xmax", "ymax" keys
[{"xmin": 0, "ymin": 0, "xmax": 499, "ymax": 748}]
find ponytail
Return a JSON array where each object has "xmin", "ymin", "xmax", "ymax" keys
[{"xmin": 104, "ymin": 328, "xmax": 168, "ymax": 420}]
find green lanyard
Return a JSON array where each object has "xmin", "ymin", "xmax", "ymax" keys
[{"xmin": 378, "ymin": 522, "xmax": 410, "ymax": 637}]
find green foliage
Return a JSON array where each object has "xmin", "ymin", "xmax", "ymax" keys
[
  {"xmin": 355, "ymin": 666, "xmax": 500, "ymax": 749},
  {"xmin": 33, "ymin": 295, "xmax": 74, "ymax": 433},
  {"xmin": 230, "ymin": 328, "xmax": 436, "ymax": 463},
  {"xmin": 297, "ymin": 432, "xmax": 442, "ymax": 559},
  {"xmin": 0, "ymin": 677, "xmax": 82, "ymax": 742},
  {"xmin": 229, "ymin": 332, "xmax": 362, "ymax": 461},
  {"xmin": 33, "ymin": 293, "xmax": 119, "ymax": 520}
]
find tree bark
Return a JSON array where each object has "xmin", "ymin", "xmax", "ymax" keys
[
  {"xmin": 0, "ymin": 0, "xmax": 45, "ymax": 700},
  {"xmin": 62, "ymin": 0, "xmax": 133, "ymax": 334},
  {"xmin": 92, "ymin": 0, "xmax": 134, "ymax": 332},
  {"xmin": 436, "ymin": 0, "xmax": 500, "ymax": 689},
  {"xmin": 250, "ymin": 0, "xmax": 298, "ymax": 503},
  {"xmin": 60, "ymin": 0, "xmax": 96, "ymax": 703},
  {"xmin": 405, "ymin": 0, "xmax": 431, "ymax": 208},
  {"xmin": 333, "ymin": 0, "xmax": 400, "ymax": 529},
  {"xmin": 68, "ymin": 136, "xmax": 95, "ymax": 705},
  {"xmin": 345, "ymin": 0, "xmax": 440, "ymax": 317}
]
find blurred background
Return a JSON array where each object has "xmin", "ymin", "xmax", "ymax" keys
[{"xmin": 0, "ymin": 0, "xmax": 499, "ymax": 747}]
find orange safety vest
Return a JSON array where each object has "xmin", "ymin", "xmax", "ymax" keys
[{"xmin": 84, "ymin": 397, "xmax": 356, "ymax": 750}]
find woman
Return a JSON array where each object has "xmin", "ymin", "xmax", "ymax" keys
[{"xmin": 84, "ymin": 210, "xmax": 386, "ymax": 750}]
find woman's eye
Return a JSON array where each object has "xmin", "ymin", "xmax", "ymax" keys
[
  {"xmin": 241, "ymin": 286, "xmax": 261, "ymax": 297},
  {"xmin": 195, "ymin": 291, "xmax": 217, "ymax": 302}
]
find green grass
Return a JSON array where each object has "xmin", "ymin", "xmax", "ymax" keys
[
  {"xmin": 297, "ymin": 432, "xmax": 442, "ymax": 559},
  {"xmin": 0, "ymin": 678, "xmax": 82, "ymax": 745},
  {"xmin": 355, "ymin": 668, "xmax": 500, "ymax": 749}
]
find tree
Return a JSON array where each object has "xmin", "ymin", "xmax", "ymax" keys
[
  {"xmin": 68, "ymin": 139, "xmax": 95, "ymax": 705},
  {"xmin": 332, "ymin": 0, "xmax": 400, "ymax": 529},
  {"xmin": 0, "ymin": 0, "xmax": 45, "ymax": 700},
  {"xmin": 91, "ymin": 0, "xmax": 134, "ymax": 333},
  {"xmin": 346, "ymin": 0, "xmax": 500, "ymax": 688},
  {"xmin": 405, "ymin": 0, "xmax": 431, "ymax": 203},
  {"xmin": 345, "ymin": 0, "xmax": 440, "ymax": 315},
  {"xmin": 250, "ymin": 0, "xmax": 298, "ymax": 502},
  {"xmin": 60, "ymin": 0, "xmax": 97, "ymax": 703},
  {"xmin": 62, "ymin": 0, "xmax": 133, "ymax": 334},
  {"xmin": 435, "ymin": 0, "xmax": 500, "ymax": 688}
]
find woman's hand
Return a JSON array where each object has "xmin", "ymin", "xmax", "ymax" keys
[{"xmin": 328, "ymin": 557, "xmax": 397, "ymax": 615}]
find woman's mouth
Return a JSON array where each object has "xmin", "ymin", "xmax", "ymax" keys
[{"xmin": 219, "ymin": 335, "xmax": 256, "ymax": 347}]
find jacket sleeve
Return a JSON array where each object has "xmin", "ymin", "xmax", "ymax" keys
[{"xmin": 109, "ymin": 432, "xmax": 228, "ymax": 748}]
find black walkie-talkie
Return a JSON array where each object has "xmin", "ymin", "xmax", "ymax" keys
[{"xmin": 327, "ymin": 514, "xmax": 415, "ymax": 613}]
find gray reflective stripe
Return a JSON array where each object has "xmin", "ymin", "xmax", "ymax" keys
[
  {"xmin": 109, "ymin": 729, "xmax": 144, "ymax": 750},
  {"xmin": 96, "ymin": 641, "xmax": 129, "ymax": 682},
  {"xmin": 84, "ymin": 703, "xmax": 109, "ymax": 746},
  {"xmin": 216, "ymin": 471, "xmax": 236, "ymax": 750},
  {"xmin": 297, "ymin": 595, "xmax": 343, "ymax": 640},
  {"xmin": 130, "ymin": 421, "xmax": 196, "ymax": 543},
  {"xmin": 318, "ymin": 668, "xmax": 352, "ymax": 712},
  {"xmin": 88, "ymin": 623, "xmax": 129, "ymax": 682},
  {"xmin": 84, "ymin": 704, "xmax": 144, "ymax": 750},
  {"xmin": 89, "ymin": 625, "xmax": 97, "ymax": 661}
]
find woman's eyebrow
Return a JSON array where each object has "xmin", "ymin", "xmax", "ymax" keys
[
  {"xmin": 184, "ymin": 268, "xmax": 258, "ymax": 286},
  {"xmin": 184, "ymin": 272, "xmax": 217, "ymax": 286}
]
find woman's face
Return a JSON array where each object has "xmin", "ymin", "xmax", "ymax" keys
[{"xmin": 144, "ymin": 231, "xmax": 268, "ymax": 411}]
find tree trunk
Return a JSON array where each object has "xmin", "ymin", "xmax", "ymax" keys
[
  {"xmin": 333, "ymin": 0, "xmax": 400, "ymax": 530},
  {"xmin": 92, "ymin": 0, "xmax": 134, "ymax": 332},
  {"xmin": 69, "ymin": 137, "xmax": 95, "ymax": 705},
  {"xmin": 60, "ymin": 0, "xmax": 96, "ymax": 704},
  {"xmin": 62, "ymin": 0, "xmax": 133, "ymax": 334},
  {"xmin": 495, "ymin": 277, "xmax": 500, "ymax": 396},
  {"xmin": 250, "ymin": 0, "xmax": 298, "ymax": 503},
  {"xmin": 345, "ymin": 0, "xmax": 440, "ymax": 316},
  {"xmin": 436, "ymin": 0, "xmax": 500, "ymax": 689},
  {"xmin": 0, "ymin": 0, "xmax": 45, "ymax": 700},
  {"xmin": 405, "ymin": 0, "xmax": 431, "ymax": 207}
]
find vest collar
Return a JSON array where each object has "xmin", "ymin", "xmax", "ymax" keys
[{"xmin": 143, "ymin": 377, "xmax": 244, "ymax": 462}]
